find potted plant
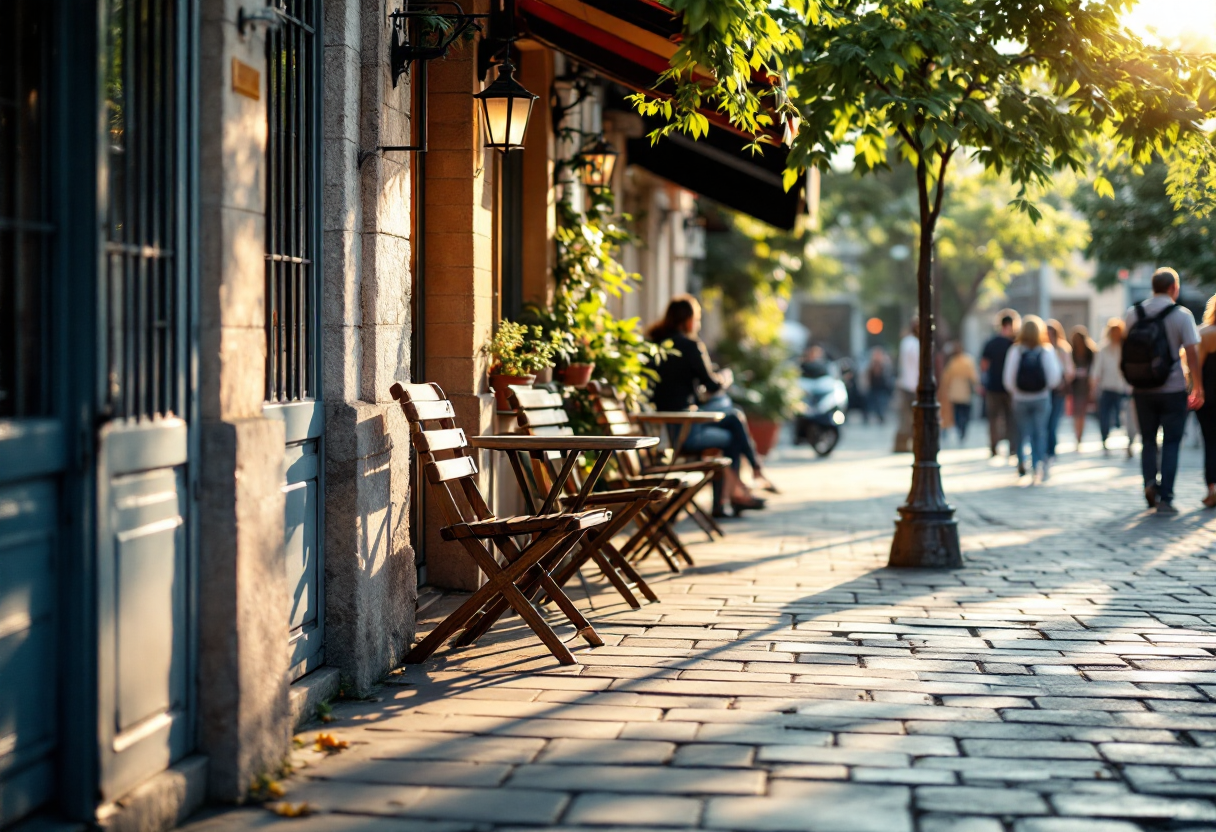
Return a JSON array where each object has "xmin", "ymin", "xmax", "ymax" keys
[{"xmin": 484, "ymin": 321, "xmax": 561, "ymax": 410}]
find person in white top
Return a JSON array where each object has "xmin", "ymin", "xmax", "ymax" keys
[
  {"xmin": 1091, "ymin": 318, "xmax": 1135, "ymax": 457},
  {"xmin": 893, "ymin": 317, "xmax": 919, "ymax": 453},
  {"xmin": 1003, "ymin": 315, "xmax": 1063, "ymax": 482}
]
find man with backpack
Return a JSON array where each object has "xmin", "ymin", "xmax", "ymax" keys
[{"xmin": 1122, "ymin": 267, "xmax": 1204, "ymax": 515}]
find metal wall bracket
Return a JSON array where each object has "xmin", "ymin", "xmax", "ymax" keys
[
  {"xmin": 389, "ymin": 2, "xmax": 487, "ymax": 88},
  {"xmin": 237, "ymin": 6, "xmax": 281, "ymax": 36}
]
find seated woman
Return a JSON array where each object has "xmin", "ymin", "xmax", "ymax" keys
[{"xmin": 646, "ymin": 295, "xmax": 770, "ymax": 517}]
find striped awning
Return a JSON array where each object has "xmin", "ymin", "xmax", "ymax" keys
[{"xmin": 519, "ymin": 0, "xmax": 804, "ymax": 228}]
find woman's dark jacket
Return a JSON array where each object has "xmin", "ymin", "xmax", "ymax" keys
[{"xmin": 649, "ymin": 331, "xmax": 724, "ymax": 411}]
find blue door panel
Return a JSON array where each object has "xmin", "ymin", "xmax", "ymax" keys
[
  {"xmin": 114, "ymin": 469, "xmax": 186, "ymax": 731},
  {"xmin": 98, "ymin": 421, "xmax": 192, "ymax": 801},
  {"xmin": 0, "ymin": 467, "xmax": 58, "ymax": 827},
  {"xmin": 267, "ymin": 401, "xmax": 324, "ymax": 680}
]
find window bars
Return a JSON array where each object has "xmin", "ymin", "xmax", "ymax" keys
[
  {"xmin": 265, "ymin": 0, "xmax": 318, "ymax": 404},
  {"xmin": 0, "ymin": 0, "xmax": 52, "ymax": 418},
  {"xmin": 103, "ymin": 0, "xmax": 184, "ymax": 421}
]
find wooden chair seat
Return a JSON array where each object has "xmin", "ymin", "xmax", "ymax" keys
[
  {"xmin": 562, "ymin": 486, "xmax": 669, "ymax": 507},
  {"xmin": 445, "ymin": 509, "xmax": 612, "ymax": 541}
]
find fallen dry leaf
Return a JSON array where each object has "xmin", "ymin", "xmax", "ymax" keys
[
  {"xmin": 313, "ymin": 733, "xmax": 349, "ymax": 753},
  {"xmin": 273, "ymin": 802, "xmax": 314, "ymax": 818}
]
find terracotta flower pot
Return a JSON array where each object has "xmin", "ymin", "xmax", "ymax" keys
[
  {"xmin": 748, "ymin": 417, "xmax": 782, "ymax": 457},
  {"xmin": 556, "ymin": 362, "xmax": 596, "ymax": 388},
  {"xmin": 533, "ymin": 366, "xmax": 553, "ymax": 384},
  {"xmin": 489, "ymin": 373, "xmax": 536, "ymax": 411}
]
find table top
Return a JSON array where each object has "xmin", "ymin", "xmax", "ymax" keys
[
  {"xmin": 632, "ymin": 411, "xmax": 726, "ymax": 424},
  {"xmin": 469, "ymin": 435, "xmax": 660, "ymax": 452}
]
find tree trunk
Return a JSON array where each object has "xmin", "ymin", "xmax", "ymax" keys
[{"xmin": 888, "ymin": 154, "xmax": 962, "ymax": 569}]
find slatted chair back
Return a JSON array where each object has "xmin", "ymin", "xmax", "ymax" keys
[
  {"xmin": 389, "ymin": 382, "xmax": 493, "ymax": 532},
  {"xmin": 586, "ymin": 381, "xmax": 650, "ymax": 477},
  {"xmin": 509, "ymin": 385, "xmax": 578, "ymax": 500}
]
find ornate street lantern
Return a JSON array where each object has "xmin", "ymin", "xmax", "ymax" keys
[
  {"xmin": 578, "ymin": 136, "xmax": 618, "ymax": 189},
  {"xmin": 474, "ymin": 60, "xmax": 537, "ymax": 152}
]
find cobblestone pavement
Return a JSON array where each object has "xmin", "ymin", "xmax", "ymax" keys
[{"xmin": 183, "ymin": 421, "xmax": 1216, "ymax": 832}]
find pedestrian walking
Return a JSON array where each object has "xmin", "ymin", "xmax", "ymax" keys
[
  {"xmin": 1003, "ymin": 316, "xmax": 1063, "ymax": 483},
  {"xmin": 1121, "ymin": 267, "xmax": 1204, "ymax": 515},
  {"xmin": 940, "ymin": 341, "xmax": 978, "ymax": 443},
  {"xmin": 865, "ymin": 346, "xmax": 893, "ymax": 424},
  {"xmin": 980, "ymin": 310, "xmax": 1020, "ymax": 461},
  {"xmin": 893, "ymin": 318, "xmax": 919, "ymax": 453},
  {"xmin": 1092, "ymin": 318, "xmax": 1133, "ymax": 458},
  {"xmin": 1070, "ymin": 325, "xmax": 1098, "ymax": 451},
  {"xmin": 1192, "ymin": 295, "xmax": 1216, "ymax": 507},
  {"xmin": 1046, "ymin": 319, "xmax": 1074, "ymax": 459}
]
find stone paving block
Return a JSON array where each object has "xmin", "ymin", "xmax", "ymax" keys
[
  {"xmin": 278, "ymin": 780, "xmax": 568, "ymax": 825},
  {"xmin": 959, "ymin": 739, "xmax": 1102, "ymax": 759},
  {"xmin": 757, "ymin": 745, "xmax": 910, "ymax": 767},
  {"xmin": 620, "ymin": 721, "xmax": 700, "ymax": 742},
  {"xmin": 672, "ymin": 743, "xmax": 756, "ymax": 767},
  {"xmin": 507, "ymin": 764, "xmax": 766, "ymax": 795},
  {"xmin": 695, "ymin": 724, "xmax": 833, "ymax": 746},
  {"xmin": 836, "ymin": 732, "xmax": 958, "ymax": 756},
  {"xmin": 768, "ymin": 764, "xmax": 849, "ymax": 780},
  {"xmin": 704, "ymin": 783, "xmax": 912, "ymax": 832},
  {"xmin": 915, "ymin": 786, "xmax": 1051, "ymax": 816},
  {"xmin": 178, "ymin": 810, "xmax": 475, "ymax": 832},
  {"xmin": 562, "ymin": 793, "xmax": 704, "ymax": 827},
  {"xmin": 1099, "ymin": 742, "xmax": 1216, "ymax": 766},
  {"xmin": 536, "ymin": 738, "xmax": 676, "ymax": 765},
  {"xmin": 852, "ymin": 766, "xmax": 956, "ymax": 785},
  {"xmin": 351, "ymin": 732, "xmax": 545, "ymax": 763},
  {"xmin": 1052, "ymin": 792, "xmax": 1216, "ymax": 820},
  {"xmin": 919, "ymin": 815, "xmax": 1005, "ymax": 832},
  {"xmin": 310, "ymin": 758, "xmax": 511, "ymax": 787},
  {"xmin": 917, "ymin": 756, "xmax": 1116, "ymax": 782},
  {"xmin": 1013, "ymin": 820, "xmax": 1143, "ymax": 832}
]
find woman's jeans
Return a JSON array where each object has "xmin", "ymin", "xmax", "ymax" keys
[
  {"xmin": 671, "ymin": 407, "xmax": 755, "ymax": 507},
  {"xmin": 1047, "ymin": 391, "xmax": 1066, "ymax": 457},
  {"xmin": 1013, "ymin": 397, "xmax": 1050, "ymax": 471},
  {"xmin": 698, "ymin": 396, "xmax": 761, "ymax": 471},
  {"xmin": 953, "ymin": 403, "xmax": 972, "ymax": 441},
  {"xmin": 1098, "ymin": 390, "xmax": 1126, "ymax": 443}
]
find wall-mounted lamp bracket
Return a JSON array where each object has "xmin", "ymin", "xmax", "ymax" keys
[
  {"xmin": 237, "ymin": 6, "xmax": 282, "ymax": 36},
  {"xmin": 388, "ymin": 3, "xmax": 487, "ymax": 88}
]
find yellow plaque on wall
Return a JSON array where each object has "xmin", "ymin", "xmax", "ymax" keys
[{"xmin": 232, "ymin": 58, "xmax": 260, "ymax": 101}]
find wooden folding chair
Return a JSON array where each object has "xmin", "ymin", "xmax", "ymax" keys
[
  {"xmin": 586, "ymin": 382, "xmax": 726, "ymax": 570},
  {"xmin": 508, "ymin": 386, "xmax": 664, "ymax": 608},
  {"xmin": 390, "ymin": 382, "xmax": 611, "ymax": 665}
]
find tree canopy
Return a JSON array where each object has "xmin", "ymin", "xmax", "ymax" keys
[
  {"xmin": 1073, "ymin": 159, "xmax": 1216, "ymax": 289},
  {"xmin": 819, "ymin": 164, "xmax": 1088, "ymax": 337}
]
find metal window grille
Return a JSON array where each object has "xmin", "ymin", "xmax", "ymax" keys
[
  {"xmin": 103, "ymin": 0, "xmax": 184, "ymax": 421},
  {"xmin": 265, "ymin": 0, "xmax": 317, "ymax": 403},
  {"xmin": 0, "ymin": 0, "xmax": 52, "ymax": 418}
]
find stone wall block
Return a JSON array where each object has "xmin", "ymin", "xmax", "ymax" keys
[
  {"xmin": 323, "ymin": 138, "xmax": 361, "ymax": 233},
  {"xmin": 322, "ymin": 322, "xmax": 362, "ymax": 404},
  {"xmin": 197, "ymin": 417, "xmax": 291, "ymax": 802},
  {"xmin": 323, "ymin": 44, "xmax": 362, "ymax": 145},
  {"xmin": 323, "ymin": 401, "xmax": 415, "ymax": 693}
]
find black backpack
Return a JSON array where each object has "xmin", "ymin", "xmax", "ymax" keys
[
  {"xmin": 1122, "ymin": 302, "xmax": 1179, "ymax": 389},
  {"xmin": 1016, "ymin": 348, "xmax": 1047, "ymax": 392}
]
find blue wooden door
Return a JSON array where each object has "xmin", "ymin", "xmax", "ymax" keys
[
  {"xmin": 0, "ymin": 0, "xmax": 63, "ymax": 823},
  {"xmin": 264, "ymin": 0, "xmax": 324, "ymax": 681},
  {"xmin": 94, "ymin": 0, "xmax": 196, "ymax": 802}
]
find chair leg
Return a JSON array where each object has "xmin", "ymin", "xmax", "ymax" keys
[
  {"xmin": 661, "ymin": 521, "xmax": 696, "ymax": 566},
  {"xmin": 535, "ymin": 571, "xmax": 604, "ymax": 647},
  {"xmin": 498, "ymin": 580, "xmax": 578, "ymax": 664},
  {"xmin": 685, "ymin": 503, "xmax": 717, "ymax": 541},
  {"xmin": 602, "ymin": 541, "xmax": 659, "ymax": 603},
  {"xmin": 454, "ymin": 531, "xmax": 581, "ymax": 649},
  {"xmin": 404, "ymin": 529, "xmax": 567, "ymax": 664},
  {"xmin": 587, "ymin": 548, "xmax": 641, "ymax": 609}
]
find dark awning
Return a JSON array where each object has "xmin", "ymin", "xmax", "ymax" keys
[{"xmin": 627, "ymin": 121, "xmax": 803, "ymax": 230}]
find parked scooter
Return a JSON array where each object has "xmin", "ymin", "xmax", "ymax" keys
[{"xmin": 793, "ymin": 360, "xmax": 848, "ymax": 456}]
